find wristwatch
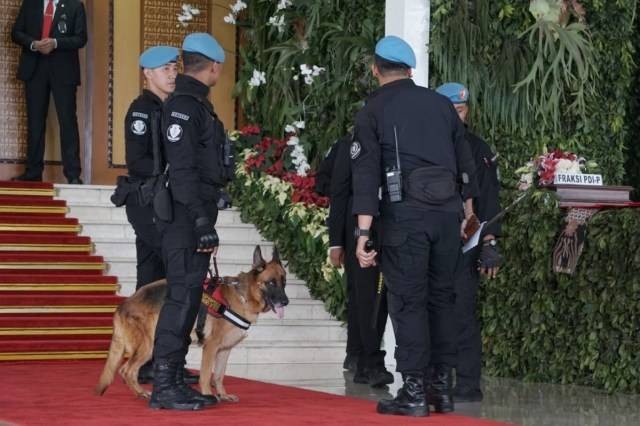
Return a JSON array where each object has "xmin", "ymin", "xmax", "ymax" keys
[
  {"xmin": 483, "ymin": 239, "xmax": 497, "ymax": 247},
  {"xmin": 354, "ymin": 228, "xmax": 371, "ymax": 239}
]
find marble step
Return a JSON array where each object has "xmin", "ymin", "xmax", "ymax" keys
[
  {"xmin": 222, "ymin": 362, "xmax": 346, "ymax": 382},
  {"xmin": 244, "ymin": 319, "xmax": 345, "ymax": 342},
  {"xmin": 186, "ymin": 340, "xmax": 347, "ymax": 367},
  {"xmin": 116, "ymin": 277, "xmax": 312, "ymax": 300},
  {"xmin": 92, "ymin": 237, "xmax": 275, "ymax": 260},
  {"xmin": 106, "ymin": 257, "xmax": 299, "ymax": 282},
  {"xmin": 79, "ymin": 221, "xmax": 264, "ymax": 242},
  {"xmin": 65, "ymin": 203, "xmax": 244, "ymax": 227}
]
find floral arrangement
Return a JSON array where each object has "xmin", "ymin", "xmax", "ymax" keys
[
  {"xmin": 516, "ymin": 148, "xmax": 598, "ymax": 190},
  {"xmin": 233, "ymin": 125, "xmax": 328, "ymax": 207},
  {"xmin": 231, "ymin": 125, "xmax": 345, "ymax": 319}
]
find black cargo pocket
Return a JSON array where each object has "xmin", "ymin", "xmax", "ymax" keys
[{"xmin": 381, "ymin": 228, "xmax": 408, "ymax": 247}]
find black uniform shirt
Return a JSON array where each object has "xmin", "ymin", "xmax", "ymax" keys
[
  {"xmin": 351, "ymin": 78, "xmax": 478, "ymax": 216},
  {"xmin": 163, "ymin": 74, "xmax": 225, "ymax": 223},
  {"xmin": 125, "ymin": 89, "xmax": 163, "ymax": 181},
  {"xmin": 467, "ymin": 130, "xmax": 501, "ymax": 237}
]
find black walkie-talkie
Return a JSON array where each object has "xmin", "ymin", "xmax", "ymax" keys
[{"xmin": 385, "ymin": 126, "xmax": 403, "ymax": 203}]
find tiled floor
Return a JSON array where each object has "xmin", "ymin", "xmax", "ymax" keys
[{"xmin": 226, "ymin": 363, "xmax": 640, "ymax": 426}]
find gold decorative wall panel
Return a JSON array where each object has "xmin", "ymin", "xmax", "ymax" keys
[
  {"xmin": 142, "ymin": 0, "xmax": 210, "ymax": 51},
  {"xmin": 0, "ymin": 0, "xmax": 27, "ymax": 161}
]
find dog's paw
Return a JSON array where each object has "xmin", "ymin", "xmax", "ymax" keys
[
  {"xmin": 218, "ymin": 393, "xmax": 239, "ymax": 403},
  {"xmin": 137, "ymin": 390, "xmax": 151, "ymax": 399}
]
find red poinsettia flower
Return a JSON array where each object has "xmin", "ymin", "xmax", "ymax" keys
[{"xmin": 240, "ymin": 124, "xmax": 261, "ymax": 136}]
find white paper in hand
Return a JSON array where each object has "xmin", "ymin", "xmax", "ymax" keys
[{"xmin": 462, "ymin": 222, "xmax": 486, "ymax": 253}]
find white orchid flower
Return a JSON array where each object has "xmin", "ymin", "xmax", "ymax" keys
[{"xmin": 277, "ymin": 0, "xmax": 293, "ymax": 11}]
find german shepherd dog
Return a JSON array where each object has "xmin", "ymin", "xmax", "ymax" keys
[{"xmin": 95, "ymin": 245, "xmax": 288, "ymax": 402}]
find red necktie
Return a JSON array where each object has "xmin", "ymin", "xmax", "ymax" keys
[{"xmin": 41, "ymin": 0, "xmax": 54, "ymax": 39}]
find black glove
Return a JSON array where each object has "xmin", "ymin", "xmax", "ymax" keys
[
  {"xmin": 195, "ymin": 217, "xmax": 219, "ymax": 251},
  {"xmin": 478, "ymin": 242, "xmax": 502, "ymax": 269}
]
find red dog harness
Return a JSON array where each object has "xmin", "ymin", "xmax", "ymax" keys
[{"xmin": 200, "ymin": 277, "xmax": 251, "ymax": 330}]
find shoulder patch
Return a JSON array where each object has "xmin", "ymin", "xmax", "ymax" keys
[
  {"xmin": 167, "ymin": 124, "xmax": 183, "ymax": 143},
  {"xmin": 171, "ymin": 111, "xmax": 190, "ymax": 121},
  {"xmin": 350, "ymin": 141, "xmax": 362, "ymax": 160},
  {"xmin": 131, "ymin": 112, "xmax": 148, "ymax": 119},
  {"xmin": 131, "ymin": 119, "xmax": 147, "ymax": 136}
]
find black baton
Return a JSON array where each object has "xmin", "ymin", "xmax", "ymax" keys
[{"xmin": 364, "ymin": 240, "xmax": 385, "ymax": 329}]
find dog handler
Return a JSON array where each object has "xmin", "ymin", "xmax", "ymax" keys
[
  {"xmin": 351, "ymin": 36, "xmax": 478, "ymax": 417},
  {"xmin": 150, "ymin": 33, "xmax": 231, "ymax": 410},
  {"xmin": 115, "ymin": 46, "xmax": 206, "ymax": 386}
]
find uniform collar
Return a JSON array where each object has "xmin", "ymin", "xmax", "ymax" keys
[
  {"xmin": 175, "ymin": 74, "xmax": 210, "ymax": 99},
  {"xmin": 142, "ymin": 89, "xmax": 163, "ymax": 106},
  {"xmin": 369, "ymin": 77, "xmax": 415, "ymax": 99}
]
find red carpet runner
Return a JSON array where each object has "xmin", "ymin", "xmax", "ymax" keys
[
  {"xmin": 0, "ymin": 181, "xmax": 123, "ymax": 361},
  {"xmin": 0, "ymin": 360, "xmax": 514, "ymax": 426}
]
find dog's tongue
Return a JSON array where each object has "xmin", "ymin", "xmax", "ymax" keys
[{"xmin": 275, "ymin": 306, "xmax": 285, "ymax": 319}]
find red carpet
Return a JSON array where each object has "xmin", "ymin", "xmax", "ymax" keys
[
  {"xmin": 0, "ymin": 361, "xmax": 514, "ymax": 426},
  {"xmin": 0, "ymin": 181, "xmax": 122, "ymax": 361}
]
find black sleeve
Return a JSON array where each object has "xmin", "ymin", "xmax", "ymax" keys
[
  {"xmin": 328, "ymin": 138, "xmax": 351, "ymax": 247},
  {"xmin": 124, "ymin": 103, "xmax": 154, "ymax": 177},
  {"xmin": 11, "ymin": 1, "xmax": 35, "ymax": 49},
  {"xmin": 56, "ymin": 2, "xmax": 87, "ymax": 50},
  {"xmin": 163, "ymin": 100, "xmax": 206, "ymax": 222},
  {"xmin": 474, "ymin": 141, "xmax": 501, "ymax": 236},
  {"xmin": 452, "ymin": 108, "xmax": 478, "ymax": 201},
  {"xmin": 351, "ymin": 107, "xmax": 381, "ymax": 216},
  {"xmin": 315, "ymin": 143, "xmax": 338, "ymax": 197}
]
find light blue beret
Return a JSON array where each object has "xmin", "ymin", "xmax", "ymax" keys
[
  {"xmin": 436, "ymin": 82, "xmax": 469, "ymax": 104},
  {"xmin": 139, "ymin": 46, "xmax": 179, "ymax": 69},
  {"xmin": 182, "ymin": 33, "xmax": 225, "ymax": 63},
  {"xmin": 374, "ymin": 35, "xmax": 416, "ymax": 68}
]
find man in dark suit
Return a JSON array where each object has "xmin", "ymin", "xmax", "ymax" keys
[
  {"xmin": 327, "ymin": 134, "xmax": 393, "ymax": 387},
  {"xmin": 11, "ymin": 0, "xmax": 87, "ymax": 184}
]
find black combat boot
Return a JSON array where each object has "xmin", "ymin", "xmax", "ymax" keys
[
  {"xmin": 426, "ymin": 364, "xmax": 454, "ymax": 413},
  {"xmin": 148, "ymin": 361, "xmax": 204, "ymax": 410},
  {"xmin": 376, "ymin": 374, "xmax": 429, "ymax": 417},
  {"xmin": 175, "ymin": 362, "xmax": 217, "ymax": 407}
]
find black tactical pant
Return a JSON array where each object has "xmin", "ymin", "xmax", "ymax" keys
[
  {"xmin": 454, "ymin": 247, "xmax": 482, "ymax": 389},
  {"xmin": 345, "ymin": 230, "xmax": 388, "ymax": 370},
  {"xmin": 380, "ymin": 206, "xmax": 460, "ymax": 374},
  {"xmin": 153, "ymin": 206, "xmax": 212, "ymax": 363},
  {"xmin": 125, "ymin": 203, "xmax": 165, "ymax": 290}
]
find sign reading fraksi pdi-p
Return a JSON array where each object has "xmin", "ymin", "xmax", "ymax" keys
[{"xmin": 554, "ymin": 173, "xmax": 603, "ymax": 186}]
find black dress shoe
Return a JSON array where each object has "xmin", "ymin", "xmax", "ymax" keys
[
  {"xmin": 11, "ymin": 173, "xmax": 42, "ymax": 182},
  {"xmin": 453, "ymin": 385, "xmax": 483, "ymax": 402},
  {"xmin": 67, "ymin": 177, "xmax": 83, "ymax": 184},
  {"xmin": 343, "ymin": 353, "xmax": 359, "ymax": 372},
  {"xmin": 354, "ymin": 367, "xmax": 395, "ymax": 387},
  {"xmin": 377, "ymin": 374, "xmax": 429, "ymax": 417}
]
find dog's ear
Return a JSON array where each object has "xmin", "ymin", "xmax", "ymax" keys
[
  {"xmin": 271, "ymin": 246, "xmax": 281, "ymax": 264},
  {"xmin": 253, "ymin": 245, "xmax": 266, "ymax": 270}
]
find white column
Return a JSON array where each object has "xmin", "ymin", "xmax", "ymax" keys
[
  {"xmin": 385, "ymin": 0, "xmax": 431, "ymax": 88},
  {"xmin": 382, "ymin": 0, "xmax": 430, "ymax": 368}
]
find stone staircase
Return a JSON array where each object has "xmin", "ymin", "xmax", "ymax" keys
[{"xmin": 54, "ymin": 184, "xmax": 347, "ymax": 368}]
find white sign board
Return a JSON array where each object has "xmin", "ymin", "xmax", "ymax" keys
[{"xmin": 554, "ymin": 173, "xmax": 603, "ymax": 186}]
